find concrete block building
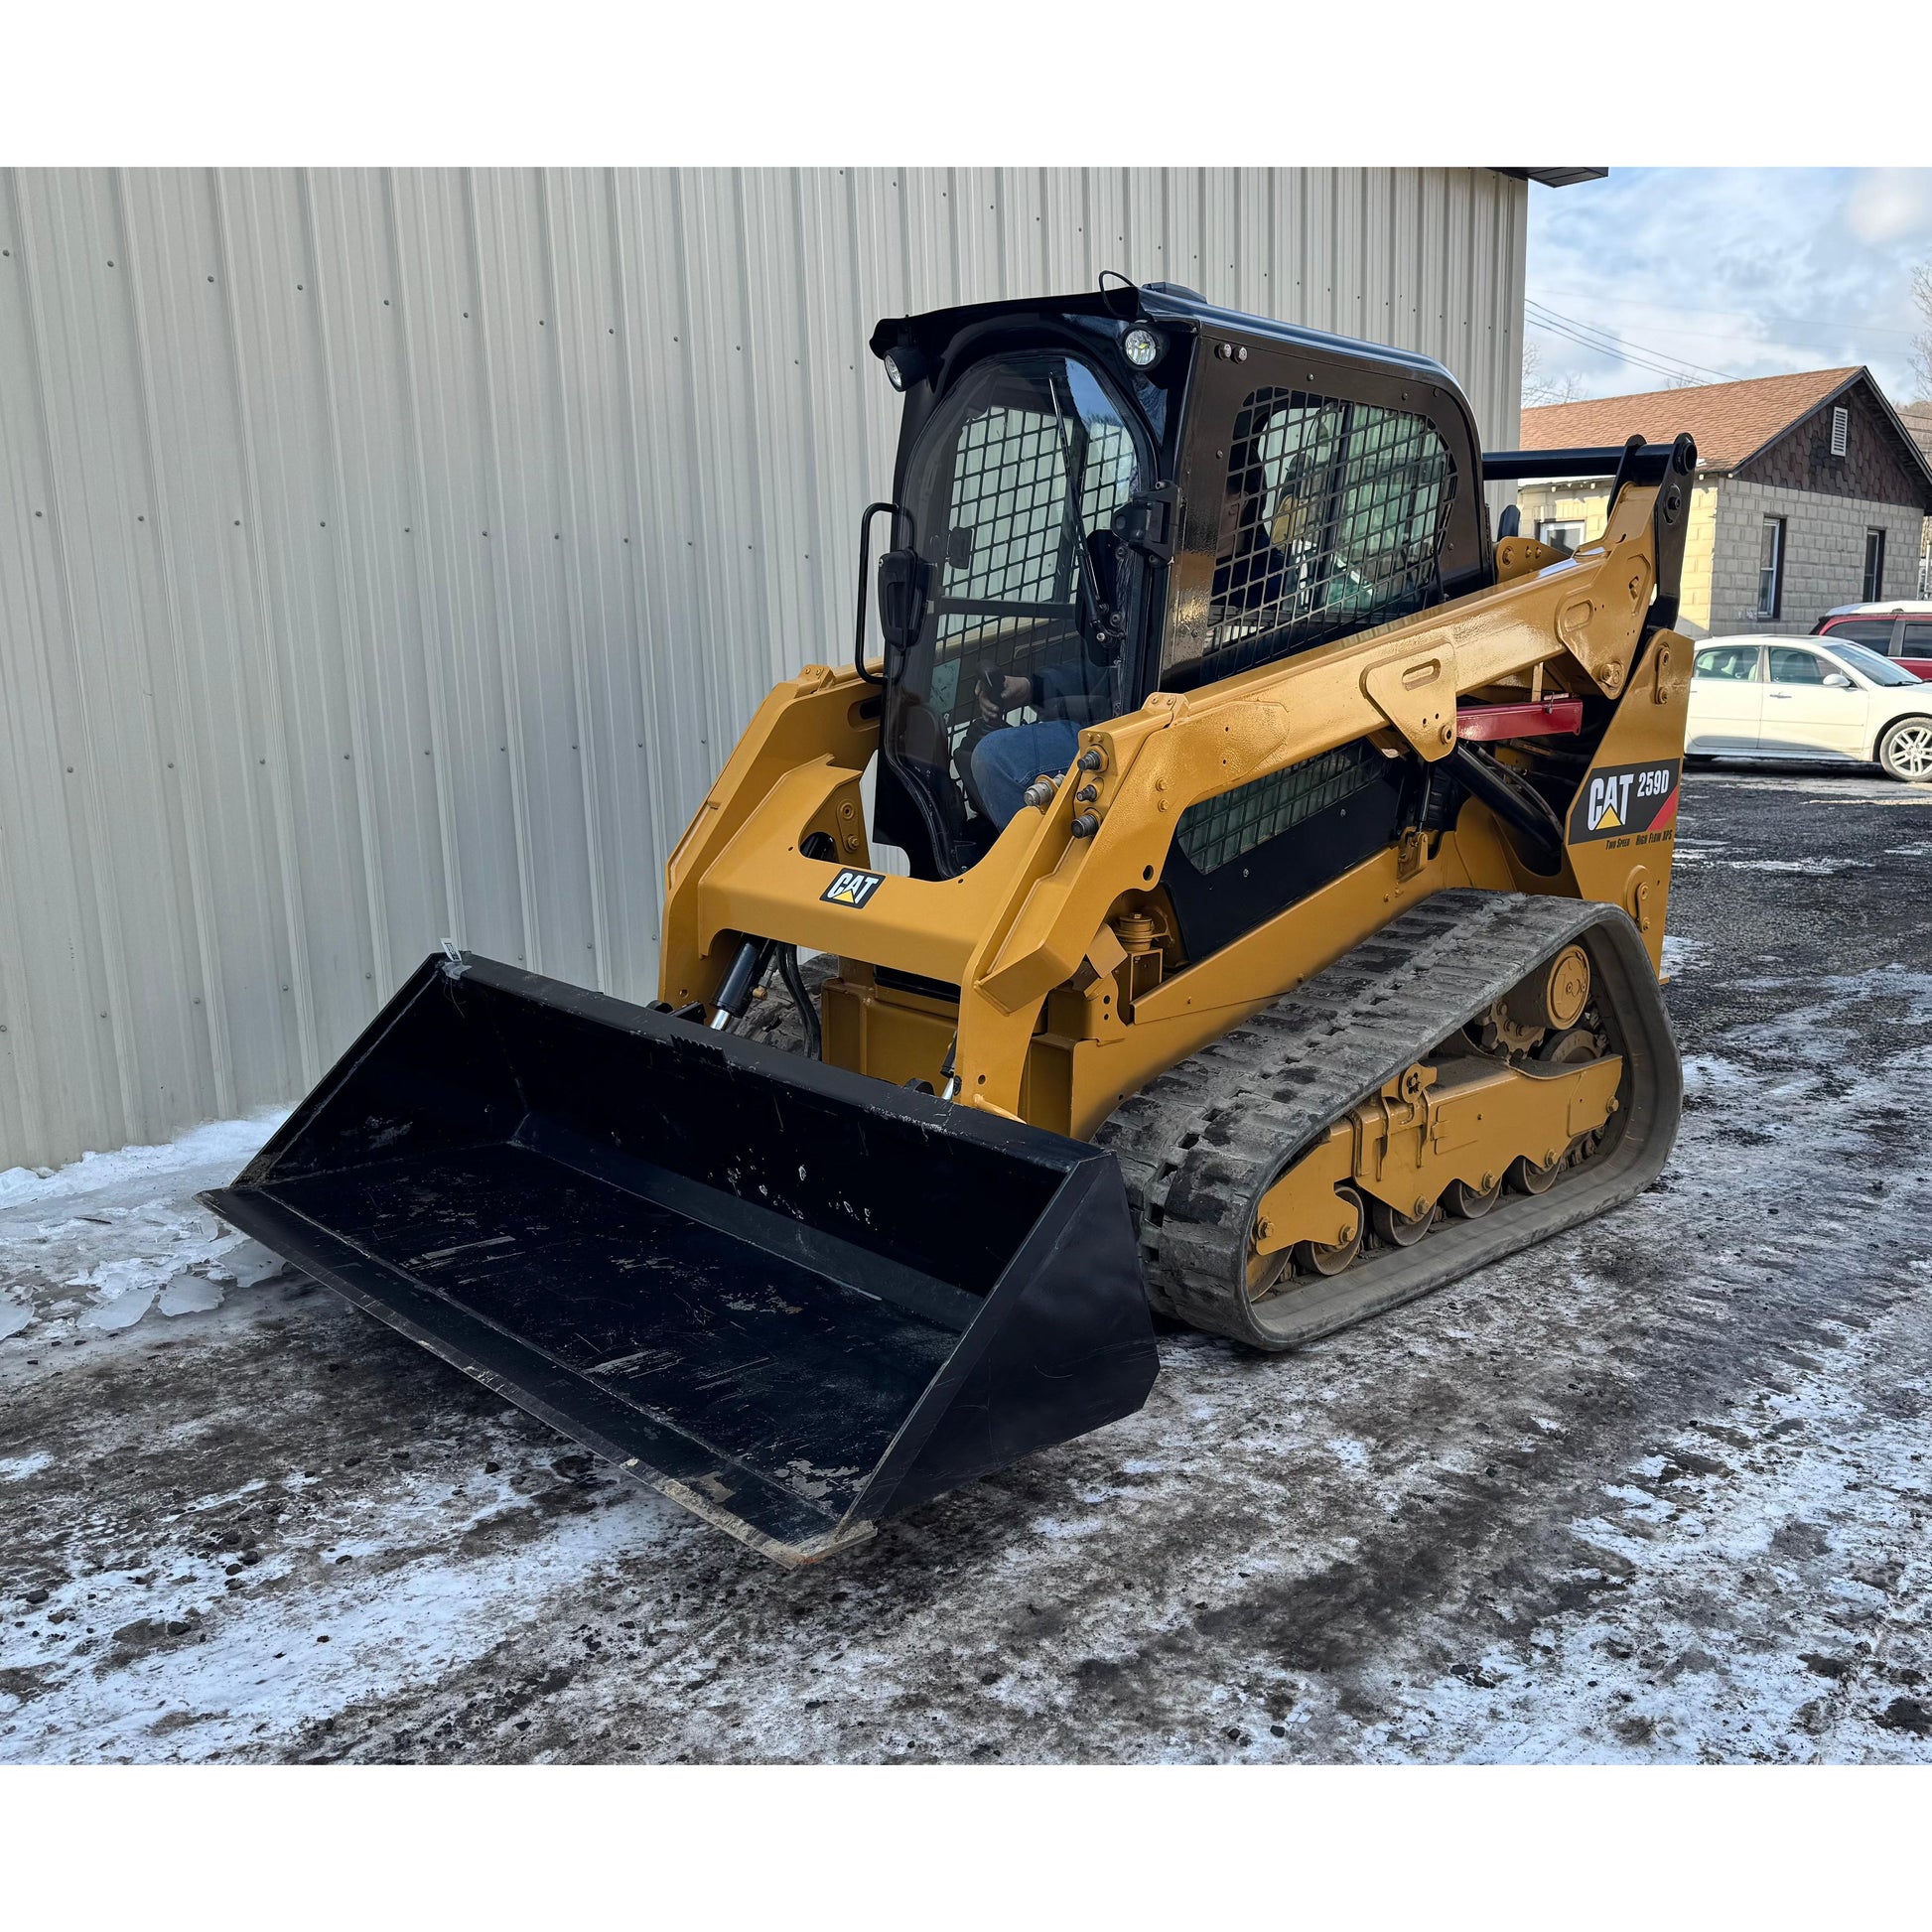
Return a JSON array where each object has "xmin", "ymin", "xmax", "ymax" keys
[{"xmin": 1517, "ymin": 368, "xmax": 1932, "ymax": 638}]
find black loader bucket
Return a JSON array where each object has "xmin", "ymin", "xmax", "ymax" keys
[{"xmin": 202, "ymin": 953, "xmax": 1157, "ymax": 1563}]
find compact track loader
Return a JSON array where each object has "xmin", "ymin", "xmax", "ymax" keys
[{"xmin": 207, "ymin": 282, "xmax": 1696, "ymax": 1563}]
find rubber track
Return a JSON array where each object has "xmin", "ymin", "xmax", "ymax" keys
[{"xmin": 1093, "ymin": 890, "xmax": 1681, "ymax": 1350}]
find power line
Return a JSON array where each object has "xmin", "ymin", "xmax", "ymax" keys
[
  {"xmin": 1530, "ymin": 282, "xmax": 1924, "ymax": 343},
  {"xmin": 1525, "ymin": 301, "xmax": 1723, "ymax": 385},
  {"xmin": 1529, "ymin": 301, "xmax": 1740, "ymax": 383},
  {"xmin": 1526, "ymin": 294, "xmax": 1926, "ymax": 399},
  {"xmin": 1555, "ymin": 315, "xmax": 1876, "ymax": 360},
  {"xmin": 1526, "ymin": 298, "xmax": 1740, "ymax": 385},
  {"xmin": 1527, "ymin": 319, "xmax": 1711, "ymax": 388},
  {"xmin": 1526, "ymin": 309, "xmax": 1721, "ymax": 389}
]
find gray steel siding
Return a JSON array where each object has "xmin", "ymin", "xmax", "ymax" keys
[{"xmin": 0, "ymin": 166, "xmax": 1526, "ymax": 1169}]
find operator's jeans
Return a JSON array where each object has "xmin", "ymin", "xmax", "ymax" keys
[{"xmin": 971, "ymin": 720, "xmax": 1082, "ymax": 828}]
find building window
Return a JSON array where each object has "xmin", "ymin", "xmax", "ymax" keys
[
  {"xmin": 1830, "ymin": 406, "xmax": 1850, "ymax": 458},
  {"xmin": 1756, "ymin": 516, "xmax": 1785, "ymax": 620},
  {"xmin": 1863, "ymin": 527, "xmax": 1886, "ymax": 602},
  {"xmin": 1537, "ymin": 518, "xmax": 1586, "ymax": 554}
]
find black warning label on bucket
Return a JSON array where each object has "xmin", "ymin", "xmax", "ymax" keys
[
  {"xmin": 820, "ymin": 867, "xmax": 886, "ymax": 908},
  {"xmin": 1568, "ymin": 759, "xmax": 1681, "ymax": 844}
]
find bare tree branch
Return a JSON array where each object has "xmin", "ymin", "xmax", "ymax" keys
[
  {"xmin": 1911, "ymin": 261, "xmax": 1932, "ymax": 403},
  {"xmin": 1523, "ymin": 338, "xmax": 1589, "ymax": 408}
]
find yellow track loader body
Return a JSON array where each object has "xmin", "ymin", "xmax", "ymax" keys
[
  {"xmin": 207, "ymin": 283, "xmax": 1694, "ymax": 1562},
  {"xmin": 663, "ymin": 490, "xmax": 1689, "ymax": 1139}
]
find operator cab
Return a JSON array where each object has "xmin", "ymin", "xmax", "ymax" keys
[{"xmin": 864, "ymin": 282, "xmax": 1490, "ymax": 905}]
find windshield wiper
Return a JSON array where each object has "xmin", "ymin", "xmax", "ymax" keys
[{"xmin": 1045, "ymin": 373, "xmax": 1109, "ymax": 643}]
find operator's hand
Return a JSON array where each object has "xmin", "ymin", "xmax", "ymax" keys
[{"xmin": 978, "ymin": 673, "xmax": 1033, "ymax": 721}]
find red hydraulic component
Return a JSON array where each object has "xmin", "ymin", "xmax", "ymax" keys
[{"xmin": 1455, "ymin": 697, "xmax": 1585, "ymax": 742}]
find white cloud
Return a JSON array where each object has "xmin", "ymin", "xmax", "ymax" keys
[
  {"xmin": 1845, "ymin": 170, "xmax": 1932, "ymax": 246},
  {"xmin": 1525, "ymin": 169, "xmax": 1930, "ymax": 407}
]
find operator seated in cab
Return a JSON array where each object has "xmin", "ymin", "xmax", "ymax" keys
[{"xmin": 970, "ymin": 651, "xmax": 1118, "ymax": 827}]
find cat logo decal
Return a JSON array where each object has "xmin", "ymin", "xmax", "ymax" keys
[{"xmin": 820, "ymin": 867, "xmax": 886, "ymax": 908}]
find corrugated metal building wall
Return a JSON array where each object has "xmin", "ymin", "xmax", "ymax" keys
[{"xmin": 0, "ymin": 167, "xmax": 1527, "ymax": 1170}]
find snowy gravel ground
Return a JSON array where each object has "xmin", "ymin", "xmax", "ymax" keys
[{"xmin": 3, "ymin": 762, "xmax": 1930, "ymax": 1764}]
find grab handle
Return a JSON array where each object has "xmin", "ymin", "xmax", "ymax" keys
[{"xmin": 853, "ymin": 502, "xmax": 911, "ymax": 685}]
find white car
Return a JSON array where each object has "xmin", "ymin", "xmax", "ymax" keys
[{"xmin": 1685, "ymin": 634, "xmax": 1932, "ymax": 783}]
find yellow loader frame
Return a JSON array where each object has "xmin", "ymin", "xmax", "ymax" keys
[{"xmin": 662, "ymin": 479, "xmax": 1690, "ymax": 1147}]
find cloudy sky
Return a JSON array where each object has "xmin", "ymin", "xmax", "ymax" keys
[{"xmin": 1526, "ymin": 169, "xmax": 1932, "ymax": 406}]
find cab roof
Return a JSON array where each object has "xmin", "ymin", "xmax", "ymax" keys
[{"xmin": 870, "ymin": 280, "xmax": 1470, "ymax": 405}]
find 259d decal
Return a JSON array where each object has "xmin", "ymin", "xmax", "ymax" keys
[{"xmin": 1568, "ymin": 759, "xmax": 1681, "ymax": 844}]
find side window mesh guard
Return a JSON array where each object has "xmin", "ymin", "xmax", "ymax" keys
[{"xmin": 1202, "ymin": 386, "xmax": 1456, "ymax": 678}]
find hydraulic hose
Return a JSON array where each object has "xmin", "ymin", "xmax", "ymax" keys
[
  {"xmin": 776, "ymin": 944, "xmax": 822, "ymax": 1059},
  {"xmin": 1449, "ymin": 742, "xmax": 1567, "ymax": 877}
]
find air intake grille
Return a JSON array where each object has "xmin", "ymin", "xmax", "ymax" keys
[{"xmin": 1175, "ymin": 738, "xmax": 1389, "ymax": 875}]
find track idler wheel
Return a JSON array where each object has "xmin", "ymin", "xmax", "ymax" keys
[{"xmin": 1246, "ymin": 1240, "xmax": 1291, "ymax": 1301}]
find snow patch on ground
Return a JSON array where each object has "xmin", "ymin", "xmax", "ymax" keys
[
  {"xmin": 1718, "ymin": 857, "xmax": 1872, "ymax": 875},
  {"xmin": 1681, "ymin": 1054, "xmax": 1754, "ymax": 1098},
  {"xmin": 0, "ymin": 1110, "xmax": 284, "ymax": 1211},
  {"xmin": 8, "ymin": 1487, "xmax": 664, "ymax": 1765},
  {"xmin": 158, "ymin": 1274, "xmax": 225, "ymax": 1316},
  {"xmin": 1661, "ymin": 933, "xmax": 1709, "ymax": 975},
  {"xmin": 0, "ymin": 1111, "xmax": 287, "ymax": 1343},
  {"xmin": 79, "ymin": 1285, "xmax": 159, "ymax": 1331},
  {"xmin": 1706, "ymin": 771, "xmax": 1932, "ymax": 804}
]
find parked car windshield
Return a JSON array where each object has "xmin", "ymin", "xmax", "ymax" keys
[{"xmin": 1823, "ymin": 639, "xmax": 1918, "ymax": 687}]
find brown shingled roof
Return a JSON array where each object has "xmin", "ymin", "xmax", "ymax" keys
[{"xmin": 1521, "ymin": 367, "xmax": 1862, "ymax": 469}]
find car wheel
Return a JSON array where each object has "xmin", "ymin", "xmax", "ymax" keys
[{"xmin": 1877, "ymin": 716, "xmax": 1932, "ymax": 783}]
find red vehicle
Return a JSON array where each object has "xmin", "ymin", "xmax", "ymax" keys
[{"xmin": 1814, "ymin": 602, "xmax": 1932, "ymax": 680}]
